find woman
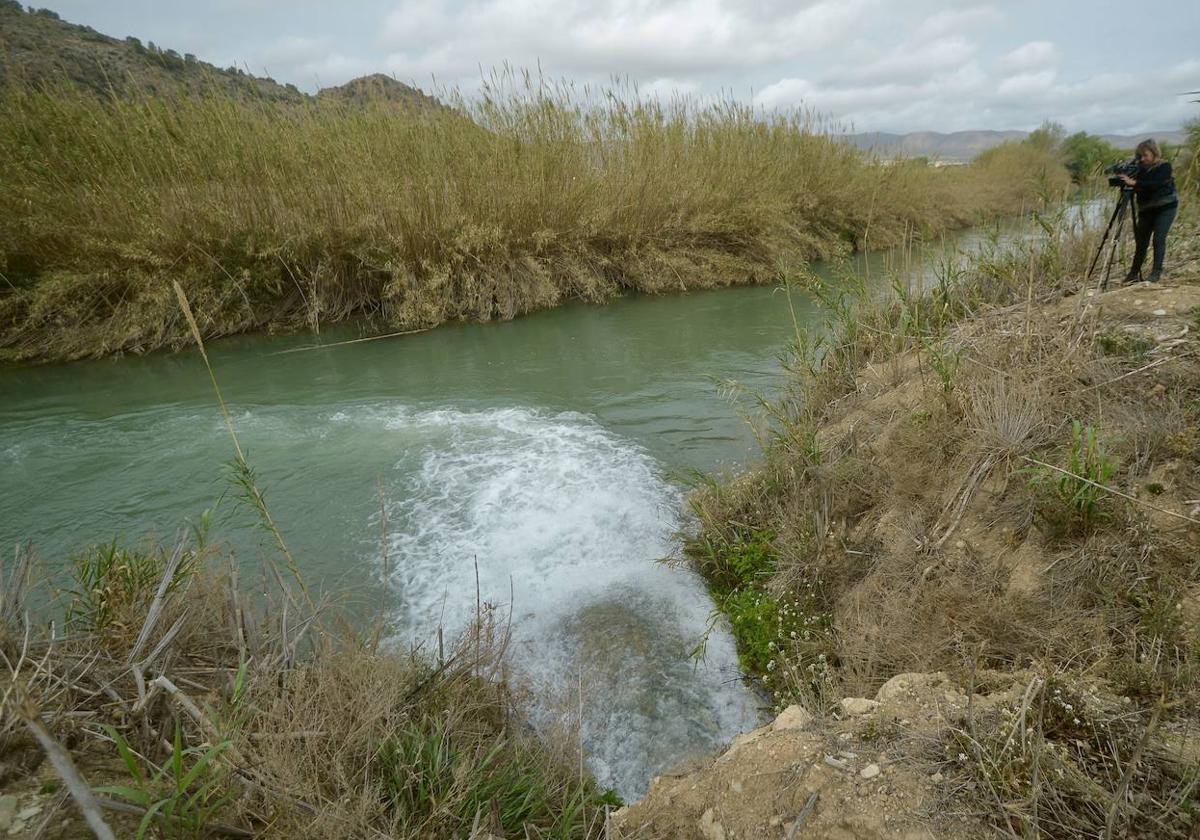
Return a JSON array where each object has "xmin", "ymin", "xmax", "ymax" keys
[{"xmin": 1119, "ymin": 138, "xmax": 1178, "ymax": 283}]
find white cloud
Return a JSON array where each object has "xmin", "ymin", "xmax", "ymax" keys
[
  {"xmin": 914, "ymin": 5, "xmax": 1002, "ymax": 39},
  {"xmin": 997, "ymin": 40, "xmax": 1057, "ymax": 73},
  {"xmin": 380, "ymin": 0, "xmax": 870, "ymax": 84},
  {"xmin": 995, "ymin": 69, "xmax": 1057, "ymax": 99},
  {"xmin": 642, "ymin": 77, "xmax": 702, "ymax": 98},
  {"xmin": 842, "ymin": 35, "xmax": 977, "ymax": 85}
]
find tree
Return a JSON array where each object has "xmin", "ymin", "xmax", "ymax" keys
[
  {"xmin": 1025, "ymin": 120, "xmax": 1066, "ymax": 152},
  {"xmin": 1059, "ymin": 131, "xmax": 1121, "ymax": 182}
]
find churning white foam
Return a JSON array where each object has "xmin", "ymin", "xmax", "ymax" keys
[{"xmin": 365, "ymin": 405, "xmax": 762, "ymax": 797}]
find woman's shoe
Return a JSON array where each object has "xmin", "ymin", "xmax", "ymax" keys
[
  {"xmin": 1146, "ymin": 269, "xmax": 1162, "ymax": 283},
  {"xmin": 1122, "ymin": 270, "xmax": 1142, "ymax": 284}
]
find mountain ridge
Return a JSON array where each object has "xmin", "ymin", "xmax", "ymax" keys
[
  {"xmin": 0, "ymin": 2, "xmax": 438, "ymax": 107},
  {"xmin": 841, "ymin": 128, "xmax": 1189, "ymax": 162}
]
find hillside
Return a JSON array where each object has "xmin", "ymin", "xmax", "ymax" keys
[
  {"xmin": 0, "ymin": 2, "xmax": 438, "ymax": 106},
  {"xmin": 317, "ymin": 73, "xmax": 445, "ymax": 110},
  {"xmin": 0, "ymin": 2, "xmax": 305, "ymax": 100},
  {"xmin": 844, "ymin": 129, "xmax": 1190, "ymax": 162}
]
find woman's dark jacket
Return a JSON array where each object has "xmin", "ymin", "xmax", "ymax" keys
[{"xmin": 1133, "ymin": 160, "xmax": 1177, "ymax": 210}]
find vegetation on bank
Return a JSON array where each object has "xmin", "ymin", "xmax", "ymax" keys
[
  {"xmin": 0, "ymin": 75, "xmax": 1068, "ymax": 362},
  {"xmin": 687, "ymin": 178, "xmax": 1200, "ymax": 835},
  {"xmin": 2, "ymin": 537, "xmax": 617, "ymax": 838}
]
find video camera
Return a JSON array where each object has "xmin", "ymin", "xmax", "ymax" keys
[{"xmin": 1104, "ymin": 157, "xmax": 1138, "ymax": 188}]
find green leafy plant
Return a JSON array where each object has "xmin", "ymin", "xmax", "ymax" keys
[
  {"xmin": 96, "ymin": 723, "xmax": 235, "ymax": 839},
  {"xmin": 65, "ymin": 542, "xmax": 193, "ymax": 638},
  {"xmin": 1028, "ymin": 420, "xmax": 1117, "ymax": 531},
  {"xmin": 373, "ymin": 718, "xmax": 612, "ymax": 837},
  {"xmin": 923, "ymin": 338, "xmax": 961, "ymax": 397}
]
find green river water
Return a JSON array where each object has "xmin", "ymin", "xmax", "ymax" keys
[{"xmin": 0, "ymin": 216, "xmax": 1072, "ymax": 797}]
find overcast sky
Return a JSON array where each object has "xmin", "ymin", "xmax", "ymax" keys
[{"xmin": 39, "ymin": 0, "xmax": 1200, "ymax": 133}]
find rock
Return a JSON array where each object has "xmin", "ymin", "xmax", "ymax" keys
[
  {"xmin": 718, "ymin": 723, "xmax": 771, "ymax": 763},
  {"xmin": 16, "ymin": 804, "xmax": 42, "ymax": 821},
  {"xmin": 773, "ymin": 705, "xmax": 814, "ymax": 731},
  {"xmin": 1153, "ymin": 309, "xmax": 1167, "ymax": 316},
  {"xmin": 931, "ymin": 772, "xmax": 944, "ymax": 783},
  {"xmin": 824, "ymin": 755, "xmax": 850, "ymax": 771},
  {"xmin": 698, "ymin": 807, "xmax": 726, "ymax": 840},
  {"xmin": 860, "ymin": 763, "xmax": 881, "ymax": 779},
  {"xmin": 0, "ymin": 796, "xmax": 17, "ymax": 832},
  {"xmin": 840, "ymin": 697, "xmax": 879, "ymax": 716},
  {"xmin": 876, "ymin": 672, "xmax": 951, "ymax": 703},
  {"xmin": 729, "ymin": 779, "xmax": 743, "ymax": 794}
]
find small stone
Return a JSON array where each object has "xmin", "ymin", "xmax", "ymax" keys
[
  {"xmin": 1134, "ymin": 298, "xmax": 1143, "ymax": 305},
  {"xmin": 841, "ymin": 697, "xmax": 879, "ymax": 716},
  {"xmin": 16, "ymin": 805, "xmax": 42, "ymax": 821},
  {"xmin": 729, "ymin": 779, "xmax": 743, "ymax": 794},
  {"xmin": 698, "ymin": 808, "xmax": 726, "ymax": 840},
  {"xmin": 824, "ymin": 755, "xmax": 850, "ymax": 771},
  {"xmin": 769, "ymin": 816, "xmax": 783, "ymax": 827},
  {"xmin": 861, "ymin": 763, "xmax": 881, "ymax": 779},
  {"xmin": 1153, "ymin": 309, "xmax": 1167, "ymax": 316},
  {"xmin": 773, "ymin": 705, "xmax": 814, "ymax": 731},
  {"xmin": 954, "ymin": 540, "xmax": 966, "ymax": 550},
  {"xmin": 931, "ymin": 772, "xmax": 945, "ymax": 783}
]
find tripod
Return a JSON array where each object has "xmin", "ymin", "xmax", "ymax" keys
[{"xmin": 1085, "ymin": 187, "xmax": 1138, "ymax": 291}]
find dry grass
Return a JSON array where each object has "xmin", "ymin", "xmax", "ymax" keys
[
  {"xmin": 0, "ymin": 74, "xmax": 1068, "ymax": 361},
  {"xmin": 0, "ymin": 539, "xmax": 615, "ymax": 839}
]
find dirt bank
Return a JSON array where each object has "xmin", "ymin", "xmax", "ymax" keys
[{"xmin": 674, "ymin": 203, "xmax": 1199, "ymax": 838}]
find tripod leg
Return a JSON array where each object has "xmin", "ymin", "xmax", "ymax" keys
[
  {"xmin": 1086, "ymin": 197, "xmax": 1125, "ymax": 283},
  {"xmin": 1100, "ymin": 201, "xmax": 1130, "ymax": 291}
]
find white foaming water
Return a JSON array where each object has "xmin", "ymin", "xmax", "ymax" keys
[{"xmin": 348, "ymin": 405, "xmax": 762, "ymax": 798}]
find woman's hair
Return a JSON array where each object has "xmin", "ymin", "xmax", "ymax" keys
[{"xmin": 1135, "ymin": 138, "xmax": 1161, "ymax": 160}]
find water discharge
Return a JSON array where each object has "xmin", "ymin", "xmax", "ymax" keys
[{"xmin": 0, "ymin": 212, "xmax": 1087, "ymax": 797}]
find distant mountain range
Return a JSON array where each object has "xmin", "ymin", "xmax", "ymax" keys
[
  {"xmin": 0, "ymin": 2, "xmax": 439, "ymax": 109},
  {"xmin": 841, "ymin": 130, "xmax": 1189, "ymax": 162}
]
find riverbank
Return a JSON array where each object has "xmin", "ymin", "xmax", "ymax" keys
[
  {"xmin": 0, "ymin": 80, "xmax": 1066, "ymax": 363},
  {"xmin": 647, "ymin": 200, "xmax": 1200, "ymax": 837},
  {"xmin": 0, "ymin": 538, "xmax": 620, "ymax": 838}
]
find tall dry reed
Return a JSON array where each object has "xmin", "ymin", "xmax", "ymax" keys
[{"xmin": 0, "ymin": 72, "xmax": 1068, "ymax": 360}]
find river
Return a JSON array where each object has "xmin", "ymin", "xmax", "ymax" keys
[{"xmin": 0, "ymin": 210, "xmax": 1089, "ymax": 798}]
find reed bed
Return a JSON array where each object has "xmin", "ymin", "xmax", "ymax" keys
[{"xmin": 0, "ymin": 73, "xmax": 1067, "ymax": 361}]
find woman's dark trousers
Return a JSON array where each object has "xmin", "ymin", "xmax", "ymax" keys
[{"xmin": 1130, "ymin": 202, "xmax": 1178, "ymax": 279}]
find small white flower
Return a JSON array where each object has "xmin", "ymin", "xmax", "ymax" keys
[{"xmin": 767, "ymin": 659, "xmax": 777, "ymax": 671}]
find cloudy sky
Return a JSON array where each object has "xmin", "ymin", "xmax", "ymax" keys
[{"xmin": 41, "ymin": 0, "xmax": 1200, "ymax": 133}]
